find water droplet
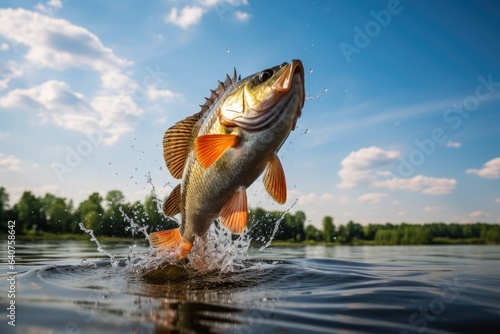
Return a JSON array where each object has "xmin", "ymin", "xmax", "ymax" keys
[
  {"xmin": 323, "ymin": 88, "xmax": 328, "ymax": 92},
  {"xmin": 308, "ymin": 69, "xmax": 313, "ymax": 75},
  {"xmin": 225, "ymin": 48, "xmax": 230, "ymax": 53},
  {"xmin": 304, "ymin": 128, "xmax": 309, "ymax": 135}
]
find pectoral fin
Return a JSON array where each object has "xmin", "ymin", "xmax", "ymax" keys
[
  {"xmin": 163, "ymin": 184, "xmax": 181, "ymax": 217},
  {"xmin": 220, "ymin": 186, "xmax": 248, "ymax": 234},
  {"xmin": 148, "ymin": 228, "xmax": 192, "ymax": 260},
  {"xmin": 195, "ymin": 134, "xmax": 239, "ymax": 169},
  {"xmin": 263, "ymin": 153, "xmax": 287, "ymax": 204}
]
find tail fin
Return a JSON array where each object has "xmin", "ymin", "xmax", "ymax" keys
[{"xmin": 148, "ymin": 228, "xmax": 192, "ymax": 260}]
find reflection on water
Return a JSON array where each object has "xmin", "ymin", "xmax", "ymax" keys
[{"xmin": 1, "ymin": 241, "xmax": 500, "ymax": 333}]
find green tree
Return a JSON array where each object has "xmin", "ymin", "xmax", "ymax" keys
[
  {"xmin": 305, "ymin": 224, "xmax": 323, "ymax": 241},
  {"xmin": 43, "ymin": 195, "xmax": 73, "ymax": 233},
  {"xmin": 322, "ymin": 216, "xmax": 335, "ymax": 243},
  {"xmin": 145, "ymin": 195, "xmax": 178, "ymax": 232},
  {"xmin": 0, "ymin": 187, "xmax": 15, "ymax": 230},
  {"xmin": 102, "ymin": 190, "xmax": 127, "ymax": 236},
  {"xmin": 15, "ymin": 191, "xmax": 46, "ymax": 232},
  {"xmin": 75, "ymin": 192, "xmax": 104, "ymax": 234}
]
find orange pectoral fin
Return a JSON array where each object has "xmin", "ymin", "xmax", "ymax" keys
[
  {"xmin": 263, "ymin": 153, "xmax": 287, "ymax": 204},
  {"xmin": 194, "ymin": 134, "xmax": 238, "ymax": 169},
  {"xmin": 220, "ymin": 186, "xmax": 248, "ymax": 234},
  {"xmin": 148, "ymin": 228, "xmax": 192, "ymax": 260}
]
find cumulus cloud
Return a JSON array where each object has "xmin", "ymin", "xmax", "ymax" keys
[
  {"xmin": 0, "ymin": 8, "xmax": 145, "ymax": 144},
  {"xmin": 147, "ymin": 86, "xmax": 183, "ymax": 102},
  {"xmin": 0, "ymin": 61, "xmax": 22, "ymax": 90},
  {"xmin": 424, "ymin": 206, "xmax": 446, "ymax": 212},
  {"xmin": 357, "ymin": 192, "xmax": 387, "ymax": 204},
  {"xmin": 0, "ymin": 153, "xmax": 21, "ymax": 172},
  {"xmin": 337, "ymin": 146, "xmax": 399, "ymax": 188},
  {"xmin": 165, "ymin": 0, "xmax": 250, "ymax": 28},
  {"xmin": 0, "ymin": 80, "xmax": 141, "ymax": 145},
  {"xmin": 469, "ymin": 210, "xmax": 488, "ymax": 219},
  {"xmin": 165, "ymin": 6, "xmax": 204, "ymax": 29},
  {"xmin": 373, "ymin": 175, "xmax": 457, "ymax": 195},
  {"xmin": 234, "ymin": 10, "xmax": 250, "ymax": 21},
  {"xmin": 466, "ymin": 157, "xmax": 500, "ymax": 179},
  {"xmin": 337, "ymin": 146, "xmax": 457, "ymax": 195},
  {"xmin": 0, "ymin": 42, "xmax": 9, "ymax": 51}
]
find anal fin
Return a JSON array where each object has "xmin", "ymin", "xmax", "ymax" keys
[
  {"xmin": 148, "ymin": 228, "xmax": 192, "ymax": 260},
  {"xmin": 220, "ymin": 186, "xmax": 248, "ymax": 234},
  {"xmin": 263, "ymin": 153, "xmax": 287, "ymax": 204}
]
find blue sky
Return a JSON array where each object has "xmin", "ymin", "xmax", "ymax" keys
[{"xmin": 1, "ymin": 0, "xmax": 499, "ymax": 227}]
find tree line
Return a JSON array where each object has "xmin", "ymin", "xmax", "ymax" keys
[{"xmin": 1, "ymin": 186, "xmax": 499, "ymax": 244}]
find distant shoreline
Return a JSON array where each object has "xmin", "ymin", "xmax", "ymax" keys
[{"xmin": 3, "ymin": 232, "xmax": 497, "ymax": 246}]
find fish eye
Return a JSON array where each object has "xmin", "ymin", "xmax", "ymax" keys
[{"xmin": 258, "ymin": 69, "xmax": 273, "ymax": 83}]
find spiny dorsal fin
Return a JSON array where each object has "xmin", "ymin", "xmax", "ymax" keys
[
  {"xmin": 163, "ymin": 112, "xmax": 202, "ymax": 179},
  {"xmin": 163, "ymin": 184, "xmax": 181, "ymax": 217},
  {"xmin": 198, "ymin": 68, "xmax": 240, "ymax": 114}
]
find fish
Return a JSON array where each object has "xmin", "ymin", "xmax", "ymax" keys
[{"xmin": 148, "ymin": 59, "xmax": 305, "ymax": 260}]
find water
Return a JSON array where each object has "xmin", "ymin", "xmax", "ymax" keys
[{"xmin": 1, "ymin": 239, "xmax": 500, "ymax": 333}]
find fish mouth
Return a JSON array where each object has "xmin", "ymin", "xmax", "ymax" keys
[{"xmin": 224, "ymin": 60, "xmax": 305, "ymax": 131}]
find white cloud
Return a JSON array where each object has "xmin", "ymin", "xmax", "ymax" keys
[
  {"xmin": 496, "ymin": 198, "xmax": 500, "ymax": 204},
  {"xmin": 338, "ymin": 146, "xmax": 399, "ymax": 188},
  {"xmin": 466, "ymin": 157, "xmax": 500, "ymax": 179},
  {"xmin": 0, "ymin": 131, "xmax": 10, "ymax": 139},
  {"xmin": 398, "ymin": 211, "xmax": 406, "ymax": 217},
  {"xmin": 319, "ymin": 193, "xmax": 334, "ymax": 203},
  {"xmin": 0, "ymin": 42, "xmax": 9, "ymax": 51},
  {"xmin": 424, "ymin": 206, "xmax": 445, "ymax": 212},
  {"xmin": 373, "ymin": 175, "xmax": 457, "ymax": 195},
  {"xmin": 165, "ymin": 1, "xmax": 250, "ymax": 28},
  {"xmin": 0, "ymin": 9, "xmax": 132, "ymax": 79},
  {"xmin": 147, "ymin": 86, "xmax": 182, "ymax": 102},
  {"xmin": 234, "ymin": 10, "xmax": 250, "ymax": 21},
  {"xmin": 0, "ymin": 8, "xmax": 143, "ymax": 144},
  {"xmin": 0, "ymin": 80, "xmax": 142, "ymax": 145},
  {"xmin": 165, "ymin": 6, "xmax": 204, "ymax": 29},
  {"xmin": 469, "ymin": 210, "xmax": 488, "ymax": 219},
  {"xmin": 357, "ymin": 192, "xmax": 387, "ymax": 204},
  {"xmin": 0, "ymin": 153, "xmax": 21, "ymax": 172},
  {"xmin": 0, "ymin": 61, "xmax": 22, "ymax": 90},
  {"xmin": 446, "ymin": 140, "xmax": 462, "ymax": 148}
]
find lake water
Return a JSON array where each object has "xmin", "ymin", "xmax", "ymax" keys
[{"xmin": 1, "ymin": 237, "xmax": 500, "ymax": 333}]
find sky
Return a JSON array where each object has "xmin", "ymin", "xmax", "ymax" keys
[{"xmin": 0, "ymin": 0, "xmax": 499, "ymax": 228}]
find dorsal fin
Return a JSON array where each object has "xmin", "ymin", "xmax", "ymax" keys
[
  {"xmin": 198, "ymin": 68, "xmax": 240, "ymax": 114},
  {"xmin": 163, "ymin": 112, "xmax": 203, "ymax": 179}
]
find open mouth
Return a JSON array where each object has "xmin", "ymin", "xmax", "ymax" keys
[{"xmin": 230, "ymin": 60, "xmax": 305, "ymax": 131}]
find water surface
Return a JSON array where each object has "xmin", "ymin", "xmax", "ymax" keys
[{"xmin": 1, "ymin": 240, "xmax": 500, "ymax": 333}]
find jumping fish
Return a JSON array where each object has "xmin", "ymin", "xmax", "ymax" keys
[{"xmin": 149, "ymin": 59, "xmax": 305, "ymax": 259}]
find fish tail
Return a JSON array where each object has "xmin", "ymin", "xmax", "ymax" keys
[{"xmin": 148, "ymin": 228, "xmax": 192, "ymax": 260}]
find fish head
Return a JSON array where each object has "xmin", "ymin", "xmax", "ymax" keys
[{"xmin": 219, "ymin": 59, "xmax": 305, "ymax": 131}]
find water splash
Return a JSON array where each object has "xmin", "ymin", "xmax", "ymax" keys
[
  {"xmin": 258, "ymin": 200, "xmax": 298, "ymax": 251},
  {"xmin": 306, "ymin": 88, "xmax": 328, "ymax": 100},
  {"xmin": 79, "ymin": 222, "xmax": 119, "ymax": 268}
]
